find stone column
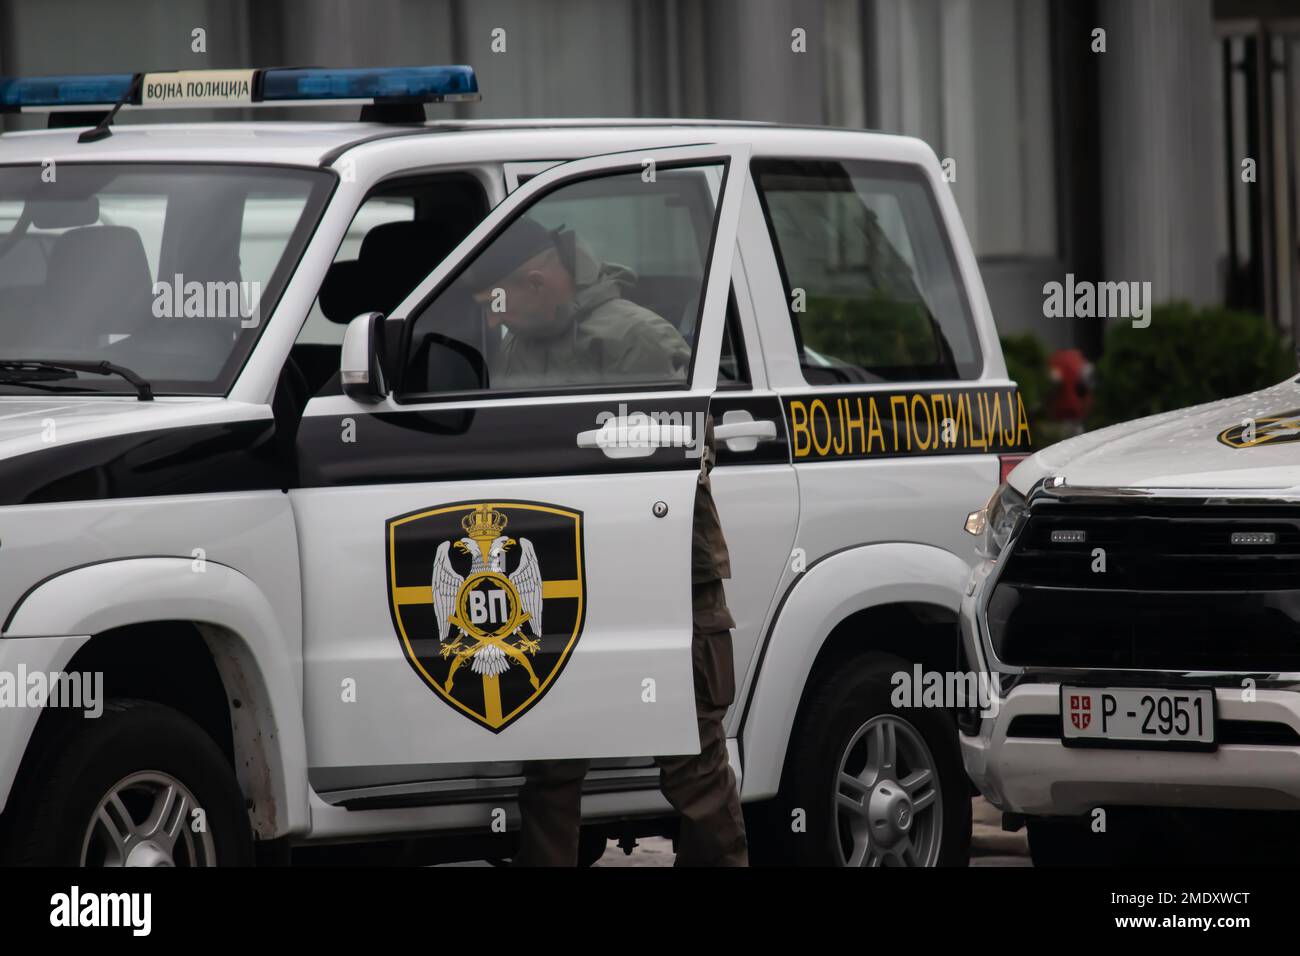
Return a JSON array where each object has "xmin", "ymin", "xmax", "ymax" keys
[
  {"xmin": 1097, "ymin": 0, "xmax": 1220, "ymax": 307},
  {"xmin": 701, "ymin": 0, "xmax": 826, "ymax": 124}
]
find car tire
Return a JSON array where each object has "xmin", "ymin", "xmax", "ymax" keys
[
  {"xmin": 1, "ymin": 698, "xmax": 253, "ymax": 867},
  {"xmin": 752, "ymin": 652, "xmax": 971, "ymax": 867}
]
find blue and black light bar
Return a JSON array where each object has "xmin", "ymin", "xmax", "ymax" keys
[{"xmin": 0, "ymin": 65, "xmax": 479, "ymax": 121}]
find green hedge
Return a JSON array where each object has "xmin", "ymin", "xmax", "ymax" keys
[
  {"xmin": 1088, "ymin": 303, "xmax": 1295, "ymax": 429},
  {"xmin": 801, "ymin": 295, "xmax": 940, "ymax": 368},
  {"xmin": 1000, "ymin": 333, "xmax": 1053, "ymax": 423}
]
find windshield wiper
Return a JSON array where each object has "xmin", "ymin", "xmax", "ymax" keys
[{"xmin": 0, "ymin": 359, "xmax": 153, "ymax": 401}]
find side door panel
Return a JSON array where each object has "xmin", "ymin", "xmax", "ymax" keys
[
  {"xmin": 731, "ymin": 152, "xmax": 1022, "ymax": 732},
  {"xmin": 708, "ymin": 253, "xmax": 799, "ymax": 739},
  {"xmin": 293, "ymin": 144, "xmax": 751, "ymax": 785},
  {"xmin": 294, "ymin": 410, "xmax": 703, "ymax": 758}
]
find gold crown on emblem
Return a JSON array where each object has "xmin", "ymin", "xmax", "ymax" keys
[{"xmin": 461, "ymin": 505, "xmax": 508, "ymax": 541}]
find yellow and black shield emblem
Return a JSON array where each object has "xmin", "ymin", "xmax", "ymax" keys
[
  {"xmin": 1218, "ymin": 411, "xmax": 1300, "ymax": 448},
  {"xmin": 386, "ymin": 500, "xmax": 585, "ymax": 732}
]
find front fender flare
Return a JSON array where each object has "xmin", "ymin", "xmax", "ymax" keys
[
  {"xmin": 739, "ymin": 542, "xmax": 971, "ymax": 799},
  {"xmin": 3, "ymin": 557, "xmax": 308, "ymax": 837}
]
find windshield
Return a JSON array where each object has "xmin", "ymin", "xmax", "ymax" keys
[{"xmin": 0, "ymin": 163, "xmax": 333, "ymax": 396}]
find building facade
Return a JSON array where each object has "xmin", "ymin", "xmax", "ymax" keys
[{"xmin": 2, "ymin": 0, "xmax": 1298, "ymax": 356}]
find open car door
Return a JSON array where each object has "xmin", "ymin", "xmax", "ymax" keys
[{"xmin": 295, "ymin": 143, "xmax": 751, "ymax": 778}]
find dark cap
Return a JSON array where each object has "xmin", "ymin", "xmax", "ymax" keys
[{"xmin": 465, "ymin": 216, "xmax": 560, "ymax": 292}]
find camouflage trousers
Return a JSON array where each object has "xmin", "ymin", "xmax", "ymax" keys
[{"xmin": 513, "ymin": 580, "xmax": 749, "ymax": 866}]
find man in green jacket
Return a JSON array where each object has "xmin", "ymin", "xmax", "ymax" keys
[
  {"xmin": 467, "ymin": 217, "xmax": 748, "ymax": 866},
  {"xmin": 468, "ymin": 217, "xmax": 690, "ymax": 390}
]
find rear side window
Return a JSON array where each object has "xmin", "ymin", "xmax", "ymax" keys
[{"xmin": 753, "ymin": 158, "xmax": 981, "ymax": 384}]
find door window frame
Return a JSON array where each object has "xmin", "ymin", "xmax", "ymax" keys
[
  {"xmin": 388, "ymin": 149, "xmax": 746, "ymax": 406},
  {"xmin": 504, "ymin": 160, "xmax": 563, "ymax": 193},
  {"xmin": 298, "ymin": 168, "xmax": 493, "ymax": 345}
]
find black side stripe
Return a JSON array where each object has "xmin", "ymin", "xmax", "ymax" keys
[
  {"xmin": 0, "ymin": 419, "xmax": 283, "ymax": 506},
  {"xmin": 0, "ymin": 395, "xmax": 735, "ymax": 506},
  {"xmin": 296, "ymin": 397, "xmax": 712, "ymax": 487}
]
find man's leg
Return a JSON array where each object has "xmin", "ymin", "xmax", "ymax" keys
[
  {"xmin": 656, "ymin": 691, "xmax": 748, "ymax": 865},
  {"xmin": 513, "ymin": 758, "xmax": 590, "ymax": 866},
  {"xmin": 655, "ymin": 580, "xmax": 748, "ymax": 867}
]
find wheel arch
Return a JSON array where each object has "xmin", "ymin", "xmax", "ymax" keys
[
  {"xmin": 1, "ymin": 557, "xmax": 309, "ymax": 839},
  {"xmin": 738, "ymin": 541, "xmax": 970, "ymax": 799}
]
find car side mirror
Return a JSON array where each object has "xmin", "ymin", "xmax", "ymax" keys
[
  {"xmin": 340, "ymin": 311, "xmax": 389, "ymax": 402},
  {"xmin": 413, "ymin": 331, "xmax": 490, "ymax": 393}
]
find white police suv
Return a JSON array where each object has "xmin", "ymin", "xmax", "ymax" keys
[
  {"xmin": 961, "ymin": 378, "xmax": 1300, "ymax": 865},
  {"xmin": 0, "ymin": 65, "xmax": 1029, "ymax": 866}
]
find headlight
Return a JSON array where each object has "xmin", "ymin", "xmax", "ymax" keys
[{"xmin": 963, "ymin": 483, "xmax": 1027, "ymax": 560}]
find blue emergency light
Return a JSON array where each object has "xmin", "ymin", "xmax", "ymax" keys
[
  {"xmin": 261, "ymin": 65, "xmax": 478, "ymax": 102},
  {"xmin": 0, "ymin": 65, "xmax": 479, "ymax": 113},
  {"xmin": 0, "ymin": 73, "xmax": 135, "ymax": 109}
]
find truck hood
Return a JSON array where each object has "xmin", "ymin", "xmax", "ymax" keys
[{"xmin": 1012, "ymin": 377, "xmax": 1300, "ymax": 494}]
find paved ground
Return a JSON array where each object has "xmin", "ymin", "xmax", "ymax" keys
[
  {"xmin": 593, "ymin": 797, "xmax": 1030, "ymax": 866},
  {"xmin": 969, "ymin": 795, "xmax": 1030, "ymax": 867}
]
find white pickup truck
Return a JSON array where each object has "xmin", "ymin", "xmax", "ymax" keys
[
  {"xmin": 0, "ymin": 65, "xmax": 1029, "ymax": 867},
  {"xmin": 962, "ymin": 377, "xmax": 1300, "ymax": 865}
]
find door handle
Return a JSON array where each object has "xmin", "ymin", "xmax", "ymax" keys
[
  {"xmin": 713, "ymin": 420, "xmax": 778, "ymax": 443},
  {"xmin": 715, "ymin": 411, "xmax": 778, "ymax": 453},
  {"xmin": 576, "ymin": 416, "xmax": 694, "ymax": 459}
]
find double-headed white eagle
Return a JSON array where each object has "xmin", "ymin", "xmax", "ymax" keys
[{"xmin": 431, "ymin": 534, "xmax": 543, "ymax": 677}]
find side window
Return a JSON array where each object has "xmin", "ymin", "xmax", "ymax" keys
[
  {"xmin": 753, "ymin": 158, "xmax": 981, "ymax": 385},
  {"xmin": 301, "ymin": 193, "xmax": 413, "ymax": 346},
  {"xmin": 401, "ymin": 163, "xmax": 724, "ymax": 398},
  {"xmin": 294, "ymin": 174, "xmax": 489, "ymax": 396}
]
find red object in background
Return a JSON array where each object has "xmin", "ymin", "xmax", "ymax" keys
[
  {"xmin": 1049, "ymin": 348, "xmax": 1094, "ymax": 422},
  {"xmin": 999, "ymin": 454, "xmax": 1028, "ymax": 483}
]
